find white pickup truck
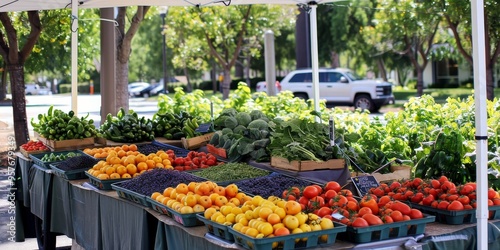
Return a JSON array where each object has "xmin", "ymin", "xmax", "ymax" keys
[{"xmin": 274, "ymin": 68, "xmax": 394, "ymax": 112}]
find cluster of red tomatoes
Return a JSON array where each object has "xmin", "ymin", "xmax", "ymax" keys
[
  {"xmin": 369, "ymin": 176, "xmax": 500, "ymax": 213},
  {"xmin": 168, "ymin": 150, "xmax": 218, "ymax": 171},
  {"xmin": 281, "ymin": 181, "xmax": 425, "ymax": 228},
  {"xmin": 21, "ymin": 140, "xmax": 48, "ymax": 151}
]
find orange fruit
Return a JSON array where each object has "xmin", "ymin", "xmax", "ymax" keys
[
  {"xmin": 126, "ymin": 164, "xmax": 137, "ymax": 175},
  {"xmin": 151, "ymin": 192, "xmax": 162, "ymax": 200},
  {"xmin": 116, "ymin": 165, "xmax": 127, "ymax": 176},
  {"xmin": 109, "ymin": 173, "xmax": 121, "ymax": 179},
  {"xmin": 117, "ymin": 150, "xmax": 127, "ymax": 158},
  {"xmin": 122, "ymin": 144, "xmax": 130, "ymax": 151},
  {"xmin": 104, "ymin": 166, "xmax": 116, "ymax": 175},
  {"xmin": 155, "ymin": 163, "xmax": 164, "ymax": 168},
  {"xmin": 97, "ymin": 173, "xmax": 110, "ymax": 180},
  {"xmin": 121, "ymin": 173, "xmax": 132, "ymax": 178},
  {"xmin": 145, "ymin": 159, "xmax": 155, "ymax": 168},
  {"xmin": 163, "ymin": 187, "xmax": 174, "ymax": 197},
  {"xmin": 129, "ymin": 144, "xmax": 138, "ymax": 151},
  {"xmin": 176, "ymin": 183, "xmax": 189, "ymax": 194},
  {"xmin": 137, "ymin": 162, "xmax": 148, "ymax": 172},
  {"xmin": 135, "ymin": 154, "xmax": 147, "ymax": 163}
]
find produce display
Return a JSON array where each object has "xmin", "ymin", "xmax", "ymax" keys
[
  {"xmin": 169, "ymin": 151, "xmax": 219, "ymax": 171},
  {"xmin": 153, "ymin": 111, "xmax": 208, "ymax": 140},
  {"xmin": 208, "ymin": 108, "xmax": 271, "ymax": 162},
  {"xmin": 368, "ymin": 177, "xmax": 477, "ymax": 209},
  {"xmin": 31, "ymin": 106, "xmax": 98, "ymax": 140},
  {"xmin": 20, "ymin": 140, "xmax": 48, "ymax": 152},
  {"xmin": 118, "ymin": 168, "xmax": 205, "ymax": 197},
  {"xmin": 190, "ymin": 162, "xmax": 270, "ymax": 183},
  {"xmin": 151, "ymin": 182, "xmax": 251, "ymax": 214},
  {"xmin": 51, "ymin": 155, "xmax": 99, "ymax": 171},
  {"xmin": 234, "ymin": 172, "xmax": 315, "ymax": 198},
  {"xmin": 205, "ymin": 195, "xmax": 335, "ymax": 244},
  {"xmin": 87, "ymin": 149, "xmax": 173, "ymax": 180},
  {"xmin": 82, "ymin": 144, "xmax": 139, "ymax": 158},
  {"xmin": 99, "ymin": 108, "xmax": 155, "ymax": 142},
  {"xmin": 267, "ymin": 117, "xmax": 342, "ymax": 163},
  {"xmin": 41, "ymin": 151, "xmax": 82, "ymax": 162}
]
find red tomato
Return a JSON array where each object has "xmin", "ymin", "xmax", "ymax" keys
[
  {"xmin": 441, "ymin": 181, "xmax": 456, "ymax": 192},
  {"xmin": 410, "ymin": 193, "xmax": 424, "ymax": 203},
  {"xmin": 446, "ymin": 194, "xmax": 459, "ymax": 202},
  {"xmin": 389, "ymin": 181, "xmax": 401, "ymax": 190},
  {"xmin": 488, "ymin": 188, "xmax": 498, "ymax": 199},
  {"xmin": 339, "ymin": 189, "xmax": 353, "ymax": 197},
  {"xmin": 308, "ymin": 196, "xmax": 325, "ymax": 210},
  {"xmin": 345, "ymin": 200, "xmax": 359, "ymax": 212},
  {"xmin": 412, "ymin": 178, "xmax": 423, "ymax": 188},
  {"xmin": 174, "ymin": 158, "xmax": 185, "ymax": 166},
  {"xmin": 352, "ymin": 217, "xmax": 369, "ymax": 227},
  {"xmin": 381, "ymin": 215, "xmax": 394, "ymax": 223},
  {"xmin": 298, "ymin": 196, "xmax": 309, "ymax": 206},
  {"xmin": 317, "ymin": 207, "xmax": 333, "ymax": 218},
  {"xmin": 457, "ymin": 195, "xmax": 470, "ymax": 205},
  {"xmin": 438, "ymin": 176, "xmax": 449, "ymax": 184},
  {"xmin": 324, "ymin": 190, "xmax": 338, "ymax": 201},
  {"xmin": 332, "ymin": 195, "xmax": 348, "ymax": 208},
  {"xmin": 460, "ymin": 184, "xmax": 475, "ymax": 195},
  {"xmin": 357, "ymin": 207, "xmax": 373, "ymax": 217},
  {"xmin": 422, "ymin": 194, "xmax": 435, "ymax": 206},
  {"xmin": 303, "ymin": 186, "xmax": 320, "ymax": 199},
  {"xmin": 324, "ymin": 181, "xmax": 341, "ymax": 192},
  {"xmin": 390, "ymin": 210, "xmax": 404, "ymax": 222},
  {"xmin": 362, "ymin": 213, "xmax": 384, "ymax": 225},
  {"xmin": 437, "ymin": 200, "xmax": 450, "ymax": 210},
  {"xmin": 430, "ymin": 179, "xmax": 441, "ymax": 189},
  {"xmin": 360, "ymin": 195, "xmax": 379, "ymax": 214},
  {"xmin": 409, "ymin": 209, "xmax": 423, "ymax": 219},
  {"xmin": 390, "ymin": 201, "xmax": 411, "ymax": 215},
  {"xmin": 370, "ymin": 187, "xmax": 385, "ymax": 198},
  {"xmin": 206, "ymin": 159, "xmax": 216, "ymax": 166},
  {"xmin": 378, "ymin": 195, "xmax": 392, "ymax": 207},
  {"xmin": 447, "ymin": 200, "xmax": 464, "ymax": 211}
]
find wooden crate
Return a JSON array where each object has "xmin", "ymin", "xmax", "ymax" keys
[
  {"xmin": 19, "ymin": 147, "xmax": 50, "ymax": 158},
  {"xmin": 35, "ymin": 132, "xmax": 94, "ymax": 150},
  {"xmin": 270, "ymin": 156, "xmax": 345, "ymax": 172},
  {"xmin": 181, "ymin": 133, "xmax": 214, "ymax": 150},
  {"xmin": 351, "ymin": 165, "xmax": 411, "ymax": 182}
]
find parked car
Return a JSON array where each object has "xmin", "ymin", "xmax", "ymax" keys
[
  {"xmin": 256, "ymin": 81, "xmax": 281, "ymax": 93},
  {"xmin": 133, "ymin": 84, "xmax": 160, "ymax": 98},
  {"xmin": 149, "ymin": 78, "xmax": 179, "ymax": 96},
  {"xmin": 25, "ymin": 84, "xmax": 52, "ymax": 95},
  {"xmin": 128, "ymin": 82, "xmax": 150, "ymax": 97},
  {"xmin": 279, "ymin": 68, "xmax": 394, "ymax": 112}
]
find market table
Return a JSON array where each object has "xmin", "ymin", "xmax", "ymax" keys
[{"xmin": 13, "ymin": 154, "xmax": 500, "ymax": 250}]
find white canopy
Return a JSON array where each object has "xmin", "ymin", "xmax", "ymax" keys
[{"xmin": 0, "ymin": 0, "xmax": 489, "ymax": 248}]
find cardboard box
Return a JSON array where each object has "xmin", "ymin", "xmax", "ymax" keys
[
  {"xmin": 35, "ymin": 132, "xmax": 94, "ymax": 150},
  {"xmin": 181, "ymin": 133, "xmax": 214, "ymax": 150},
  {"xmin": 270, "ymin": 156, "xmax": 345, "ymax": 172},
  {"xmin": 351, "ymin": 165, "xmax": 411, "ymax": 182}
]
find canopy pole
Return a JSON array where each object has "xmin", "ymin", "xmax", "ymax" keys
[
  {"xmin": 471, "ymin": 0, "xmax": 488, "ymax": 248},
  {"xmin": 264, "ymin": 30, "xmax": 277, "ymax": 96},
  {"xmin": 71, "ymin": 0, "xmax": 78, "ymax": 113},
  {"xmin": 308, "ymin": 3, "xmax": 320, "ymax": 122}
]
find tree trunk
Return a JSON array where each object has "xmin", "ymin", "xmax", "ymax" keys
[
  {"xmin": 115, "ymin": 59, "xmax": 129, "ymax": 111},
  {"xmin": 376, "ymin": 58, "xmax": 388, "ymax": 81},
  {"xmin": 0, "ymin": 64, "xmax": 6, "ymax": 100},
  {"xmin": 8, "ymin": 64, "xmax": 29, "ymax": 148},
  {"xmin": 184, "ymin": 66, "xmax": 192, "ymax": 92},
  {"xmin": 486, "ymin": 65, "xmax": 494, "ymax": 100},
  {"xmin": 222, "ymin": 69, "xmax": 232, "ymax": 99},
  {"xmin": 330, "ymin": 51, "xmax": 340, "ymax": 68},
  {"xmin": 416, "ymin": 67, "xmax": 424, "ymax": 97}
]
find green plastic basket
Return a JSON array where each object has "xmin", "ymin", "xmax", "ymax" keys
[
  {"xmin": 49, "ymin": 163, "xmax": 88, "ymax": 180},
  {"xmin": 29, "ymin": 150, "xmax": 83, "ymax": 169},
  {"xmin": 408, "ymin": 202, "xmax": 500, "ymax": 224},
  {"xmin": 85, "ymin": 171, "xmax": 125, "ymax": 190},
  {"xmin": 196, "ymin": 214, "xmax": 234, "ymax": 242},
  {"xmin": 111, "ymin": 181, "xmax": 149, "ymax": 207},
  {"xmin": 228, "ymin": 222, "xmax": 346, "ymax": 250},
  {"xmin": 339, "ymin": 214, "xmax": 435, "ymax": 244}
]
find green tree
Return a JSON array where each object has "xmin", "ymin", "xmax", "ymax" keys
[
  {"xmin": 372, "ymin": 0, "xmax": 442, "ymax": 96},
  {"xmin": 166, "ymin": 5, "xmax": 295, "ymax": 99},
  {"xmin": 0, "ymin": 11, "xmax": 41, "ymax": 147},
  {"xmin": 115, "ymin": 6, "xmax": 150, "ymax": 112},
  {"xmin": 318, "ymin": 0, "xmax": 376, "ymax": 68},
  {"xmin": 438, "ymin": 0, "xmax": 500, "ymax": 100}
]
